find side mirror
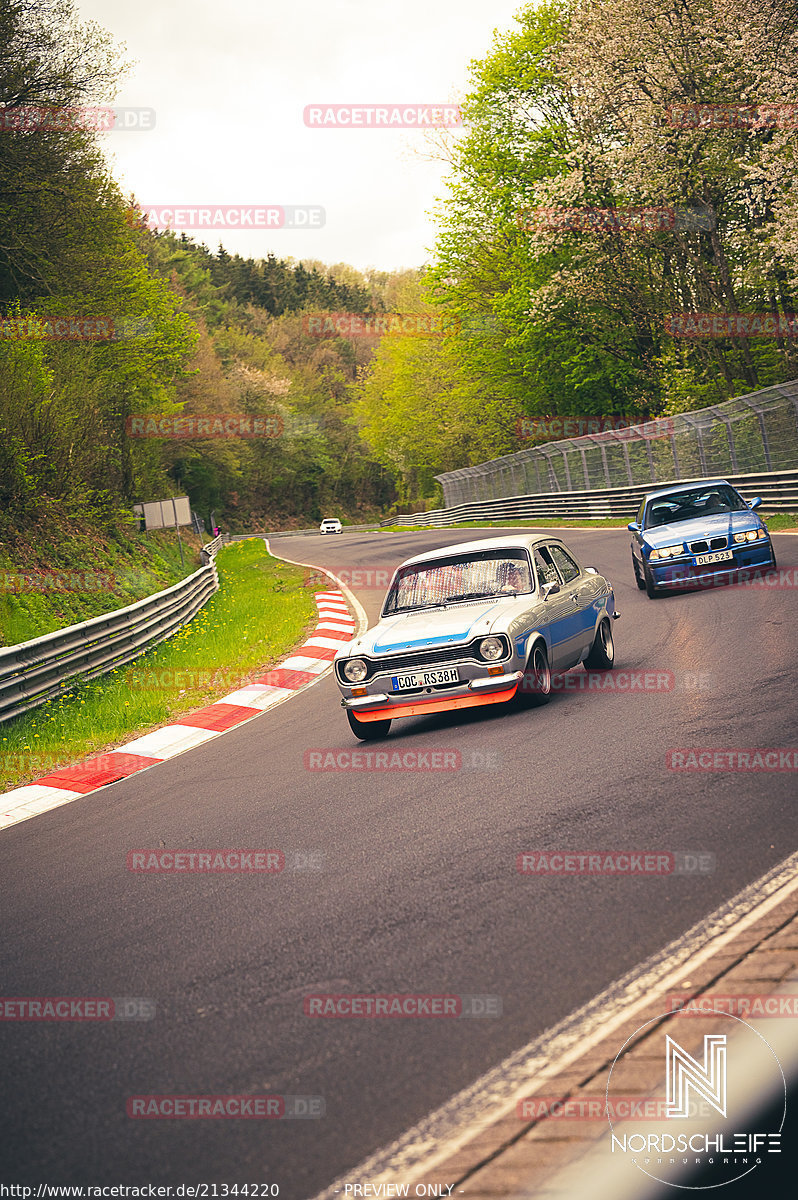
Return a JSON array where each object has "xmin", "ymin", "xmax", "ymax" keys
[
  {"xmin": 585, "ymin": 566, "xmax": 598, "ymax": 575},
  {"xmin": 749, "ymin": 496, "xmax": 762, "ymax": 511},
  {"xmin": 627, "ymin": 521, "xmax": 640, "ymax": 532},
  {"xmin": 541, "ymin": 581, "xmax": 560, "ymax": 600}
]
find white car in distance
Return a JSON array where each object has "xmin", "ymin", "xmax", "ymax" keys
[{"xmin": 319, "ymin": 518, "xmax": 343, "ymax": 535}]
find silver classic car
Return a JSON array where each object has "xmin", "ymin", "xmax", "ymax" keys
[{"xmin": 334, "ymin": 534, "xmax": 620, "ymax": 740}]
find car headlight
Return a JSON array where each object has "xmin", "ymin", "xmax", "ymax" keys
[
  {"xmin": 733, "ymin": 529, "xmax": 763, "ymax": 543},
  {"xmin": 342, "ymin": 658, "xmax": 368, "ymax": 682},
  {"xmin": 650, "ymin": 544, "xmax": 683, "ymax": 560},
  {"xmin": 479, "ymin": 636, "xmax": 505, "ymax": 661}
]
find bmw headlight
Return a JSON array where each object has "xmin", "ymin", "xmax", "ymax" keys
[
  {"xmin": 734, "ymin": 529, "xmax": 762, "ymax": 543},
  {"xmin": 479, "ymin": 636, "xmax": 505, "ymax": 661},
  {"xmin": 343, "ymin": 658, "xmax": 368, "ymax": 683},
  {"xmin": 650, "ymin": 544, "xmax": 683, "ymax": 560}
]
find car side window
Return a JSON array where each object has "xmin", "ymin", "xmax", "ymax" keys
[
  {"xmin": 533, "ymin": 547, "xmax": 561, "ymax": 588},
  {"xmin": 548, "ymin": 545, "xmax": 580, "ymax": 583},
  {"xmin": 636, "ymin": 501, "xmax": 645, "ymax": 525}
]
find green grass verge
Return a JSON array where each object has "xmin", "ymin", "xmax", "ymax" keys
[
  {"xmin": 763, "ymin": 513, "xmax": 798, "ymax": 530},
  {"xmin": 0, "ymin": 540, "xmax": 318, "ymax": 792}
]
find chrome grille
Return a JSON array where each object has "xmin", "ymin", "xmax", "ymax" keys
[{"xmin": 336, "ymin": 638, "xmax": 508, "ymax": 683}]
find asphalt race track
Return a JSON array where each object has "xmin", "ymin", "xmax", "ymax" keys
[{"xmin": 1, "ymin": 528, "xmax": 797, "ymax": 1195}]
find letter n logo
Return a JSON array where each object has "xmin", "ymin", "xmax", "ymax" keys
[{"xmin": 666, "ymin": 1034, "xmax": 726, "ymax": 1118}]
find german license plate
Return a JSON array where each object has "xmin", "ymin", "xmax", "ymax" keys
[
  {"xmin": 391, "ymin": 667, "xmax": 460, "ymax": 691},
  {"xmin": 694, "ymin": 550, "xmax": 733, "ymax": 565}
]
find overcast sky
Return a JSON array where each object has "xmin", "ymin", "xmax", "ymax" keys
[{"xmin": 74, "ymin": 0, "xmax": 525, "ymax": 273}]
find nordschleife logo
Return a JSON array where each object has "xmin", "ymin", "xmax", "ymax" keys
[{"xmin": 606, "ymin": 1012, "xmax": 785, "ymax": 1189}]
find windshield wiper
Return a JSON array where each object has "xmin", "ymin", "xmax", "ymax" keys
[
  {"xmin": 444, "ymin": 591, "xmax": 499, "ymax": 603},
  {"xmin": 388, "ymin": 600, "xmax": 448, "ymax": 614}
]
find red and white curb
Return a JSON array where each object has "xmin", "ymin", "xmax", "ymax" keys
[{"xmin": 0, "ymin": 590, "xmax": 355, "ymax": 833}]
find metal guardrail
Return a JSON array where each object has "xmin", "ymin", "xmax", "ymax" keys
[
  {"xmin": 383, "ymin": 469, "xmax": 798, "ymax": 528},
  {"xmin": 0, "ymin": 544, "xmax": 221, "ymax": 724}
]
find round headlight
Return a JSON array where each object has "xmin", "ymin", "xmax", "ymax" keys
[
  {"xmin": 479, "ymin": 636, "xmax": 504, "ymax": 661},
  {"xmin": 343, "ymin": 658, "xmax": 367, "ymax": 683}
]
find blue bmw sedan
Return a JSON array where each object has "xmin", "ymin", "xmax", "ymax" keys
[{"xmin": 628, "ymin": 478, "xmax": 776, "ymax": 598}]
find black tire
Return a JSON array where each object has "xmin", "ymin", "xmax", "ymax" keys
[
  {"xmin": 583, "ymin": 617, "xmax": 614, "ymax": 669},
  {"xmin": 643, "ymin": 562, "xmax": 662, "ymax": 599},
  {"xmin": 632, "ymin": 555, "xmax": 646, "ymax": 590},
  {"xmin": 346, "ymin": 709, "xmax": 392, "ymax": 740},
  {"xmin": 517, "ymin": 641, "xmax": 552, "ymax": 707}
]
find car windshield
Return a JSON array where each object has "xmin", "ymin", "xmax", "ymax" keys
[
  {"xmin": 644, "ymin": 485, "xmax": 748, "ymax": 528},
  {"xmin": 383, "ymin": 552, "xmax": 532, "ymax": 614}
]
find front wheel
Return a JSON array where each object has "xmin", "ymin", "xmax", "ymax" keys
[
  {"xmin": 518, "ymin": 641, "xmax": 551, "ymax": 707},
  {"xmin": 346, "ymin": 708, "xmax": 392, "ymax": 740},
  {"xmin": 632, "ymin": 555, "xmax": 646, "ymax": 590},
  {"xmin": 584, "ymin": 617, "xmax": 614, "ymax": 669}
]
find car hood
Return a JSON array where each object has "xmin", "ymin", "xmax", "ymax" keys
[
  {"xmin": 642, "ymin": 510, "xmax": 759, "ymax": 548},
  {"xmin": 350, "ymin": 596, "xmax": 519, "ymax": 656}
]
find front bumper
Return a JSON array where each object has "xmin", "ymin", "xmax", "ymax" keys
[
  {"xmin": 648, "ymin": 541, "xmax": 775, "ymax": 588},
  {"xmin": 340, "ymin": 670, "xmax": 523, "ymax": 722}
]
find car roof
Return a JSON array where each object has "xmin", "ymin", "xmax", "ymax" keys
[
  {"xmin": 396, "ymin": 533, "xmax": 570, "ymax": 570},
  {"xmin": 643, "ymin": 478, "xmax": 732, "ymax": 504}
]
